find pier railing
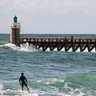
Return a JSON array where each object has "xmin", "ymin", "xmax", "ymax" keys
[{"xmin": 20, "ymin": 37, "xmax": 96, "ymax": 52}]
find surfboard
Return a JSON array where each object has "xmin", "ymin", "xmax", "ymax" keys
[
  {"xmin": 25, "ymin": 88, "xmax": 39, "ymax": 96},
  {"xmin": 19, "ymin": 90, "xmax": 39, "ymax": 96}
]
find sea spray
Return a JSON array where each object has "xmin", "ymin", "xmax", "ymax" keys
[
  {"xmin": 4, "ymin": 43, "xmax": 39, "ymax": 52},
  {"xmin": 20, "ymin": 43, "xmax": 39, "ymax": 52}
]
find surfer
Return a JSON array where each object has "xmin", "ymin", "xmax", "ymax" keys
[{"xmin": 19, "ymin": 73, "xmax": 30, "ymax": 93}]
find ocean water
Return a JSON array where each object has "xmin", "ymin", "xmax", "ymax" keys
[{"xmin": 0, "ymin": 34, "xmax": 96, "ymax": 96}]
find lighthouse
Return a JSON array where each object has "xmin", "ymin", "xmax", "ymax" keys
[{"xmin": 10, "ymin": 16, "xmax": 21, "ymax": 46}]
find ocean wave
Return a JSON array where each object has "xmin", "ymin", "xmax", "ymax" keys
[
  {"xmin": 0, "ymin": 82, "xmax": 38, "ymax": 96},
  {"xmin": 0, "ymin": 89, "xmax": 38, "ymax": 96},
  {"xmin": 2, "ymin": 43, "xmax": 40, "ymax": 52},
  {"xmin": 29, "ymin": 75, "xmax": 96, "ymax": 96},
  {"xmin": 0, "ymin": 75, "xmax": 96, "ymax": 96}
]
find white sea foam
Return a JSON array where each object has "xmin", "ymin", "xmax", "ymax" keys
[
  {"xmin": 0, "ymin": 89, "xmax": 38, "ymax": 96},
  {"xmin": 64, "ymin": 82, "xmax": 86, "ymax": 96},
  {"xmin": 0, "ymin": 83, "xmax": 3, "ymax": 91},
  {"xmin": 4, "ymin": 43, "xmax": 39, "ymax": 52},
  {"xmin": 0, "ymin": 83, "xmax": 38, "ymax": 96},
  {"xmin": 38, "ymin": 78, "xmax": 88, "ymax": 96}
]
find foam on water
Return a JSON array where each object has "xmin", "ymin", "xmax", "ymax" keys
[
  {"xmin": 0, "ymin": 89, "xmax": 38, "ymax": 96},
  {"xmin": 4, "ymin": 43, "xmax": 39, "ymax": 52},
  {"xmin": 34, "ymin": 76, "xmax": 96, "ymax": 96},
  {"xmin": 0, "ymin": 83, "xmax": 38, "ymax": 96}
]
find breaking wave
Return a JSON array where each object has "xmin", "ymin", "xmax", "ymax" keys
[
  {"xmin": 0, "ymin": 89, "xmax": 38, "ymax": 96},
  {"xmin": 0, "ymin": 83, "xmax": 38, "ymax": 96},
  {"xmin": 32, "ymin": 75, "xmax": 96, "ymax": 96},
  {"xmin": 3, "ymin": 43, "xmax": 40, "ymax": 52}
]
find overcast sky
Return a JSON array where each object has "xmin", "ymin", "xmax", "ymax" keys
[{"xmin": 0, "ymin": 0, "xmax": 96, "ymax": 34}]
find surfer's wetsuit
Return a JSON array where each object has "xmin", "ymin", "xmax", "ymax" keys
[
  {"xmin": 19, "ymin": 73, "xmax": 30, "ymax": 93},
  {"xmin": 19, "ymin": 75, "xmax": 27, "ymax": 88}
]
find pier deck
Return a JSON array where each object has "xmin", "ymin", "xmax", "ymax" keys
[{"xmin": 20, "ymin": 37, "xmax": 96, "ymax": 52}]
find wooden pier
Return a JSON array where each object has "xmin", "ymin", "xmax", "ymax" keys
[
  {"xmin": 9, "ymin": 17, "xmax": 96, "ymax": 52},
  {"xmin": 20, "ymin": 37, "xmax": 96, "ymax": 52}
]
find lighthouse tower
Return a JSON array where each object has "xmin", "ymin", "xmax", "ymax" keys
[{"xmin": 10, "ymin": 16, "xmax": 21, "ymax": 46}]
